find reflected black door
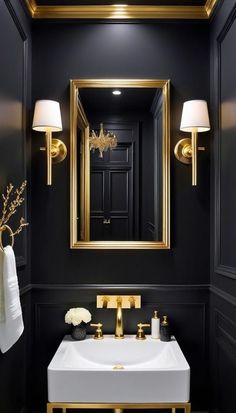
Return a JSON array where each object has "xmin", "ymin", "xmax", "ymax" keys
[{"xmin": 90, "ymin": 122, "xmax": 139, "ymax": 241}]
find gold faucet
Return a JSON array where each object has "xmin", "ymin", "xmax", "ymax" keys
[
  {"xmin": 115, "ymin": 297, "xmax": 124, "ymax": 339},
  {"xmin": 96, "ymin": 295, "xmax": 141, "ymax": 339}
]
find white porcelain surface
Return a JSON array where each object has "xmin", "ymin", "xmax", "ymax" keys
[{"xmin": 48, "ymin": 335, "xmax": 190, "ymax": 403}]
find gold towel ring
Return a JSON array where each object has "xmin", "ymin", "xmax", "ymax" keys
[{"xmin": 0, "ymin": 225, "xmax": 14, "ymax": 251}]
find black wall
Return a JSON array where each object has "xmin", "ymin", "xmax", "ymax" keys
[
  {"xmin": 4, "ymin": 3, "xmax": 236, "ymax": 413},
  {"xmin": 0, "ymin": 1, "xmax": 31, "ymax": 412},
  {"xmin": 210, "ymin": 1, "xmax": 236, "ymax": 411},
  {"xmin": 30, "ymin": 19, "xmax": 211, "ymax": 412}
]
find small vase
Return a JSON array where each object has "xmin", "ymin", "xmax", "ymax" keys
[{"xmin": 71, "ymin": 322, "xmax": 87, "ymax": 341}]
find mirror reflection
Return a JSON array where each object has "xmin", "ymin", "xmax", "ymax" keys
[
  {"xmin": 70, "ymin": 79, "xmax": 170, "ymax": 249},
  {"xmin": 78, "ymin": 87, "xmax": 163, "ymax": 242}
]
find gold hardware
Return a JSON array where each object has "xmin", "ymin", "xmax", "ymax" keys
[
  {"xmin": 116, "ymin": 297, "xmax": 124, "ymax": 339},
  {"xmin": 136, "ymin": 323, "xmax": 151, "ymax": 340},
  {"xmin": 174, "ymin": 135, "xmax": 206, "ymax": 186},
  {"xmin": 103, "ymin": 218, "xmax": 111, "ymax": 225},
  {"xmin": 97, "ymin": 295, "xmax": 141, "ymax": 309},
  {"xmin": 0, "ymin": 225, "xmax": 14, "ymax": 250},
  {"xmin": 0, "ymin": 181, "xmax": 29, "ymax": 252},
  {"xmin": 39, "ymin": 137, "xmax": 67, "ymax": 185},
  {"xmin": 70, "ymin": 79, "xmax": 170, "ymax": 249},
  {"xmin": 128, "ymin": 296, "xmax": 136, "ymax": 309},
  {"xmin": 90, "ymin": 323, "xmax": 103, "ymax": 340},
  {"xmin": 43, "ymin": 134, "xmax": 67, "ymax": 185},
  {"xmin": 41, "ymin": 139, "xmax": 67, "ymax": 162},
  {"xmin": 174, "ymin": 138, "xmax": 206, "ymax": 165},
  {"xmin": 101, "ymin": 296, "xmax": 110, "ymax": 308},
  {"xmin": 46, "ymin": 402, "xmax": 191, "ymax": 413},
  {"xmin": 96, "ymin": 295, "xmax": 141, "ymax": 339},
  {"xmin": 113, "ymin": 365, "xmax": 124, "ymax": 370},
  {"xmin": 161, "ymin": 315, "xmax": 169, "ymax": 326}
]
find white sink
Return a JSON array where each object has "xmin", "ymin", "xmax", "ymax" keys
[{"xmin": 48, "ymin": 335, "xmax": 190, "ymax": 403}]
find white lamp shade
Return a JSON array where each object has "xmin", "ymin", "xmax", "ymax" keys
[
  {"xmin": 180, "ymin": 100, "xmax": 210, "ymax": 133},
  {"xmin": 32, "ymin": 100, "xmax": 62, "ymax": 132}
]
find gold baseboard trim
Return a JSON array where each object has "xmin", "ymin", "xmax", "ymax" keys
[
  {"xmin": 24, "ymin": 0, "xmax": 218, "ymax": 20},
  {"xmin": 47, "ymin": 402, "xmax": 191, "ymax": 413}
]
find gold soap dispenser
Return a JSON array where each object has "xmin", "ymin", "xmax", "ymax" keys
[{"xmin": 151, "ymin": 310, "xmax": 160, "ymax": 339}]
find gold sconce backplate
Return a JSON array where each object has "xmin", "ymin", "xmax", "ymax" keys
[
  {"xmin": 174, "ymin": 138, "xmax": 192, "ymax": 164},
  {"xmin": 51, "ymin": 139, "xmax": 67, "ymax": 164}
]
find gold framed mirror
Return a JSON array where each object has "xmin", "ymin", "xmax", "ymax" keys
[{"xmin": 70, "ymin": 79, "xmax": 170, "ymax": 249}]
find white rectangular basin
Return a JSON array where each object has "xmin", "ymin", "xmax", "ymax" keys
[{"xmin": 48, "ymin": 335, "xmax": 190, "ymax": 403}]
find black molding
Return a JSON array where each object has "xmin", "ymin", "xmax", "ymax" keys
[
  {"xmin": 3, "ymin": 0, "xmax": 29, "ymax": 269},
  {"xmin": 31, "ymin": 283, "xmax": 210, "ymax": 291},
  {"xmin": 214, "ymin": 4, "xmax": 236, "ymax": 280},
  {"xmin": 210, "ymin": 285, "xmax": 236, "ymax": 307},
  {"xmin": 20, "ymin": 284, "xmax": 32, "ymax": 296}
]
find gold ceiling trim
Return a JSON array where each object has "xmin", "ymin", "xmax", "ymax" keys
[
  {"xmin": 25, "ymin": 0, "xmax": 219, "ymax": 19},
  {"xmin": 24, "ymin": 0, "xmax": 37, "ymax": 17},
  {"xmin": 205, "ymin": 0, "xmax": 218, "ymax": 17}
]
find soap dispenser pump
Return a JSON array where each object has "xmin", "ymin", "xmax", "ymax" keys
[
  {"xmin": 160, "ymin": 315, "xmax": 171, "ymax": 342},
  {"xmin": 151, "ymin": 310, "xmax": 160, "ymax": 339}
]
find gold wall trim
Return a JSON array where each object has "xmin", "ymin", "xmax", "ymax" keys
[
  {"xmin": 24, "ymin": 1, "xmax": 219, "ymax": 20},
  {"xmin": 70, "ymin": 79, "xmax": 170, "ymax": 250}
]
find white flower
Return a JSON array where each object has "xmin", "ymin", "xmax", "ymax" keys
[{"xmin": 65, "ymin": 307, "xmax": 92, "ymax": 326}]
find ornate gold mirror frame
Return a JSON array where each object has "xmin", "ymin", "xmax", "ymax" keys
[{"xmin": 70, "ymin": 79, "xmax": 170, "ymax": 249}]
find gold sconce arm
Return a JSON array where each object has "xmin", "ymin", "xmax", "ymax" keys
[
  {"xmin": 40, "ymin": 133, "xmax": 67, "ymax": 185},
  {"xmin": 174, "ymin": 135, "xmax": 206, "ymax": 186},
  {"xmin": 46, "ymin": 131, "xmax": 52, "ymax": 186}
]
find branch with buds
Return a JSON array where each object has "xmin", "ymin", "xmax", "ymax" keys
[{"xmin": 0, "ymin": 181, "xmax": 29, "ymax": 237}]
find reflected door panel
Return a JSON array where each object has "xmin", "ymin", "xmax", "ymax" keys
[{"xmin": 90, "ymin": 122, "xmax": 138, "ymax": 240}]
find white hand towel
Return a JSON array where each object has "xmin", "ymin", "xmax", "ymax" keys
[
  {"xmin": 0, "ymin": 249, "xmax": 5, "ymax": 322},
  {"xmin": 0, "ymin": 246, "xmax": 24, "ymax": 353}
]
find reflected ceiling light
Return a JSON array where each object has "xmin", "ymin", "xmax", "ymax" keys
[
  {"xmin": 174, "ymin": 100, "xmax": 210, "ymax": 186},
  {"xmin": 112, "ymin": 90, "xmax": 122, "ymax": 96},
  {"xmin": 89, "ymin": 123, "xmax": 117, "ymax": 158}
]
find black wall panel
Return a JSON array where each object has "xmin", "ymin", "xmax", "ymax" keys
[
  {"xmin": 210, "ymin": 0, "xmax": 236, "ymax": 411},
  {"xmin": 31, "ymin": 21, "xmax": 210, "ymax": 285},
  {"xmin": 0, "ymin": 1, "xmax": 31, "ymax": 412},
  {"xmin": 30, "ymin": 17, "xmax": 211, "ymax": 413}
]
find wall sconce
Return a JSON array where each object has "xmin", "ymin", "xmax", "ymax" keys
[
  {"xmin": 32, "ymin": 100, "xmax": 67, "ymax": 185},
  {"xmin": 174, "ymin": 100, "xmax": 210, "ymax": 186}
]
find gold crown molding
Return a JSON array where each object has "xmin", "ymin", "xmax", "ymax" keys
[
  {"xmin": 205, "ymin": 0, "xmax": 218, "ymax": 17},
  {"xmin": 24, "ymin": 0, "xmax": 219, "ymax": 20},
  {"xmin": 24, "ymin": 0, "xmax": 37, "ymax": 17}
]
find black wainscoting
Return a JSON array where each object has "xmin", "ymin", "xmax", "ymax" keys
[
  {"xmin": 210, "ymin": 0, "xmax": 236, "ymax": 412},
  {"xmin": 29, "ymin": 284, "xmax": 209, "ymax": 412}
]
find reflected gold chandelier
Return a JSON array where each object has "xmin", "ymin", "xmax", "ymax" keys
[{"xmin": 89, "ymin": 123, "xmax": 117, "ymax": 158}]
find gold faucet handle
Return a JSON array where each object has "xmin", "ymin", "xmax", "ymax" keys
[
  {"xmin": 136, "ymin": 323, "xmax": 150, "ymax": 340},
  {"xmin": 90, "ymin": 323, "xmax": 104, "ymax": 340}
]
